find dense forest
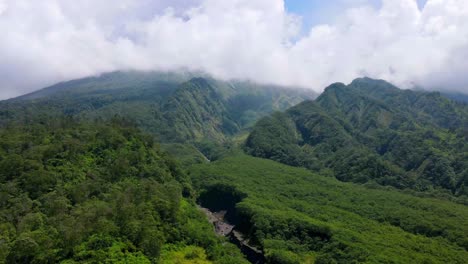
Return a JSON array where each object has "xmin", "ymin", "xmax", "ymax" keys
[
  {"xmin": 0, "ymin": 72, "xmax": 467, "ymax": 263},
  {"xmin": 0, "ymin": 118, "xmax": 247, "ymax": 263},
  {"xmin": 246, "ymin": 78, "xmax": 468, "ymax": 196},
  {"xmin": 190, "ymin": 154, "xmax": 468, "ymax": 263}
]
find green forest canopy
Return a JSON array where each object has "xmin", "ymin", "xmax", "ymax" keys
[
  {"xmin": 190, "ymin": 153, "xmax": 468, "ymax": 263},
  {"xmin": 0, "ymin": 118, "xmax": 247, "ymax": 263},
  {"xmin": 245, "ymin": 78, "xmax": 468, "ymax": 196}
]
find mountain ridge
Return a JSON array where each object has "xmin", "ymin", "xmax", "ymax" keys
[
  {"xmin": 245, "ymin": 78, "xmax": 468, "ymax": 195},
  {"xmin": 0, "ymin": 71, "xmax": 316, "ymax": 144}
]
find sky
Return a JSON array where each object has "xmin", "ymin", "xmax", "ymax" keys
[
  {"xmin": 0, "ymin": 0, "xmax": 467, "ymax": 99},
  {"xmin": 284, "ymin": 0, "xmax": 428, "ymax": 28}
]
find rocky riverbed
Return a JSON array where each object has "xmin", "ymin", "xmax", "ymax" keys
[
  {"xmin": 199, "ymin": 206, "xmax": 265, "ymax": 264},
  {"xmin": 199, "ymin": 207, "xmax": 235, "ymax": 236}
]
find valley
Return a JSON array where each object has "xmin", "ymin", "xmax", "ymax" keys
[
  {"xmin": 0, "ymin": 72, "xmax": 467, "ymax": 263},
  {"xmin": 190, "ymin": 153, "xmax": 468, "ymax": 263}
]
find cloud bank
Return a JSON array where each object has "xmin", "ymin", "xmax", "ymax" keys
[{"xmin": 0, "ymin": 0, "xmax": 467, "ymax": 99}]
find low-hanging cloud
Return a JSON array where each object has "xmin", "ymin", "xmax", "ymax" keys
[{"xmin": 0, "ymin": 0, "xmax": 467, "ymax": 99}]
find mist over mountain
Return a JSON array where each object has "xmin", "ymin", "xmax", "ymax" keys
[
  {"xmin": 0, "ymin": 71, "xmax": 315, "ymax": 143},
  {"xmin": 1, "ymin": 0, "xmax": 468, "ymax": 98}
]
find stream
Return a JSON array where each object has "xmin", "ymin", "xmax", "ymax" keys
[{"xmin": 199, "ymin": 206, "xmax": 266, "ymax": 264}]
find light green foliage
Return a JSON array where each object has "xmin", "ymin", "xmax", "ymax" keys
[
  {"xmin": 160, "ymin": 245, "xmax": 212, "ymax": 264},
  {"xmin": 62, "ymin": 235, "xmax": 152, "ymax": 264},
  {"xmin": 190, "ymin": 154, "xmax": 468, "ymax": 263}
]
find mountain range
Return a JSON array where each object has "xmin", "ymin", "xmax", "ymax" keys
[{"xmin": 0, "ymin": 72, "xmax": 467, "ymax": 263}]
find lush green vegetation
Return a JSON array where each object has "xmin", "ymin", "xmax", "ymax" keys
[
  {"xmin": 190, "ymin": 153, "xmax": 468, "ymax": 263},
  {"xmin": 161, "ymin": 143, "xmax": 210, "ymax": 167},
  {"xmin": 0, "ymin": 71, "xmax": 313, "ymax": 144},
  {"xmin": 246, "ymin": 78, "xmax": 468, "ymax": 196},
  {"xmin": 0, "ymin": 118, "xmax": 248, "ymax": 263},
  {"xmin": 1, "ymin": 73, "xmax": 467, "ymax": 263}
]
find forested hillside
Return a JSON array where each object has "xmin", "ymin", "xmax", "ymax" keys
[
  {"xmin": 246, "ymin": 78, "xmax": 468, "ymax": 196},
  {"xmin": 0, "ymin": 71, "xmax": 314, "ymax": 143},
  {"xmin": 0, "ymin": 118, "xmax": 248, "ymax": 263},
  {"xmin": 1, "ymin": 73, "xmax": 467, "ymax": 264},
  {"xmin": 190, "ymin": 154, "xmax": 468, "ymax": 263}
]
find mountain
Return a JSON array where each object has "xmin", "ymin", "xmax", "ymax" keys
[
  {"xmin": 245, "ymin": 77, "xmax": 468, "ymax": 195},
  {"xmin": 16, "ymin": 71, "xmax": 193, "ymax": 100},
  {"xmin": 0, "ymin": 71, "xmax": 315, "ymax": 143},
  {"xmin": 1, "ymin": 73, "xmax": 467, "ymax": 263}
]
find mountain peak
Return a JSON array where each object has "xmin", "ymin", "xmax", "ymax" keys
[
  {"xmin": 189, "ymin": 77, "xmax": 210, "ymax": 85},
  {"xmin": 350, "ymin": 76, "xmax": 390, "ymax": 85},
  {"xmin": 324, "ymin": 82, "xmax": 347, "ymax": 91},
  {"xmin": 349, "ymin": 77, "xmax": 398, "ymax": 92},
  {"xmin": 319, "ymin": 82, "xmax": 347, "ymax": 97},
  {"xmin": 320, "ymin": 78, "xmax": 398, "ymax": 96}
]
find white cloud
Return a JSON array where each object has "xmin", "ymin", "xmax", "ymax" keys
[
  {"xmin": 284, "ymin": 0, "xmax": 468, "ymax": 92},
  {"xmin": 0, "ymin": 0, "xmax": 467, "ymax": 99},
  {"xmin": 0, "ymin": 1, "xmax": 5, "ymax": 15}
]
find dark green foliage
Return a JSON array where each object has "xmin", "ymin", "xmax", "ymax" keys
[
  {"xmin": 238, "ymin": 206, "xmax": 331, "ymax": 251},
  {"xmin": 160, "ymin": 78, "xmax": 235, "ymax": 142},
  {"xmin": 0, "ymin": 71, "xmax": 312, "ymax": 263},
  {"xmin": 246, "ymin": 78, "xmax": 468, "ymax": 196},
  {"xmin": 0, "ymin": 71, "xmax": 314, "ymax": 145},
  {"xmin": 0, "ymin": 118, "xmax": 247, "ymax": 263},
  {"xmin": 198, "ymin": 184, "xmax": 247, "ymax": 213},
  {"xmin": 2, "ymin": 72, "xmax": 467, "ymax": 263},
  {"xmin": 190, "ymin": 154, "xmax": 468, "ymax": 263}
]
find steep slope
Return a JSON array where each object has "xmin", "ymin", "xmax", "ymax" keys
[
  {"xmin": 0, "ymin": 71, "xmax": 315, "ymax": 144},
  {"xmin": 245, "ymin": 78, "xmax": 468, "ymax": 195},
  {"xmin": 160, "ymin": 78, "xmax": 236, "ymax": 142}
]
